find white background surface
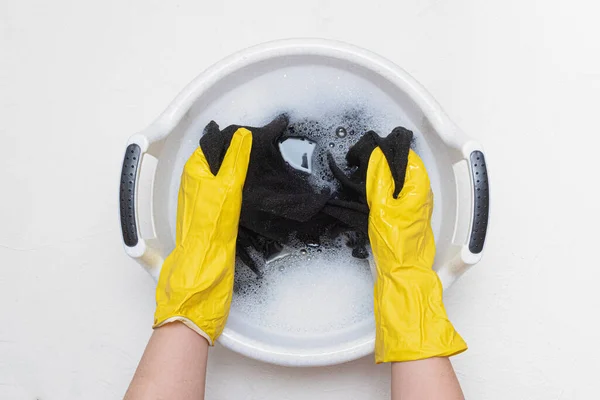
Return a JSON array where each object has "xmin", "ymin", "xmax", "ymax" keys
[{"xmin": 1, "ymin": 0, "xmax": 599, "ymax": 399}]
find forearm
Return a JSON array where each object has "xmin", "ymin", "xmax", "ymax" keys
[
  {"xmin": 391, "ymin": 357, "xmax": 464, "ymax": 400},
  {"xmin": 125, "ymin": 322, "xmax": 209, "ymax": 400}
]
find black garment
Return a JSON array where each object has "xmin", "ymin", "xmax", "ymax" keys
[{"xmin": 199, "ymin": 114, "xmax": 413, "ymax": 275}]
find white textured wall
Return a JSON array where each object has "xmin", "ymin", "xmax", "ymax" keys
[{"xmin": 1, "ymin": 0, "xmax": 599, "ymax": 398}]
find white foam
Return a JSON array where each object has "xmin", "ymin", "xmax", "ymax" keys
[{"xmin": 232, "ymin": 244, "xmax": 373, "ymax": 333}]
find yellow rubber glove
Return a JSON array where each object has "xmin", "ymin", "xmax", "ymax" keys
[
  {"xmin": 367, "ymin": 148, "xmax": 467, "ymax": 363},
  {"xmin": 153, "ymin": 128, "xmax": 252, "ymax": 345}
]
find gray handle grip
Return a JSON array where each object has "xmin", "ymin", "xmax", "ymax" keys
[
  {"xmin": 120, "ymin": 144, "xmax": 141, "ymax": 247},
  {"xmin": 468, "ymin": 151, "xmax": 489, "ymax": 253}
]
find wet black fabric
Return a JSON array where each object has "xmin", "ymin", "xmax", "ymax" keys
[
  {"xmin": 323, "ymin": 127, "xmax": 413, "ymax": 233},
  {"xmin": 199, "ymin": 114, "xmax": 413, "ymax": 275}
]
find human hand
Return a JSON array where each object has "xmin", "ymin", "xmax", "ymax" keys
[
  {"xmin": 153, "ymin": 128, "xmax": 252, "ymax": 344},
  {"xmin": 366, "ymin": 148, "xmax": 467, "ymax": 363}
]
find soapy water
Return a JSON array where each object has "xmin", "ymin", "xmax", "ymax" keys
[
  {"xmin": 232, "ymin": 237, "xmax": 374, "ymax": 333},
  {"xmin": 168, "ymin": 63, "xmax": 442, "ymax": 334}
]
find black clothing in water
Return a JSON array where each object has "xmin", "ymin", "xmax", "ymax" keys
[{"xmin": 199, "ymin": 114, "xmax": 413, "ymax": 275}]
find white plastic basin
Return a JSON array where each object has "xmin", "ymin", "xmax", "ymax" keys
[{"xmin": 119, "ymin": 39, "xmax": 489, "ymax": 367}]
